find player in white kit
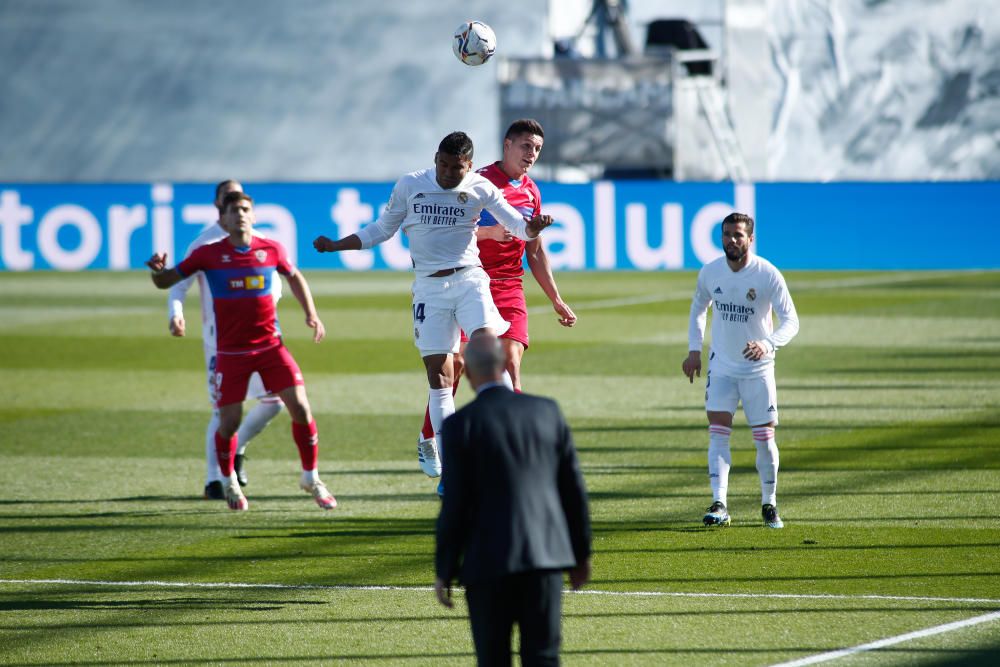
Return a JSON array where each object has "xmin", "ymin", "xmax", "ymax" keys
[
  {"xmin": 312, "ymin": 132, "xmax": 552, "ymax": 493},
  {"xmin": 168, "ymin": 180, "xmax": 284, "ymax": 499},
  {"xmin": 682, "ymin": 213, "xmax": 799, "ymax": 528}
]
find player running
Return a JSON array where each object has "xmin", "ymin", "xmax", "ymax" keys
[
  {"xmin": 312, "ymin": 131, "xmax": 553, "ymax": 492},
  {"xmin": 148, "ymin": 192, "xmax": 336, "ymax": 512},
  {"xmin": 168, "ymin": 180, "xmax": 283, "ymax": 499},
  {"xmin": 414, "ymin": 119, "xmax": 577, "ymax": 477},
  {"xmin": 682, "ymin": 212, "xmax": 799, "ymax": 528}
]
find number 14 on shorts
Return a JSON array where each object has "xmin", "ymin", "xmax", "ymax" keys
[{"xmin": 413, "ymin": 303, "xmax": 426, "ymax": 323}]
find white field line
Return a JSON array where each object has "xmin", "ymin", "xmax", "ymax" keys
[
  {"xmin": 2, "ymin": 579, "xmax": 999, "ymax": 607},
  {"xmin": 529, "ymin": 270, "xmax": 983, "ymax": 315},
  {"xmin": 768, "ymin": 609, "xmax": 1000, "ymax": 666}
]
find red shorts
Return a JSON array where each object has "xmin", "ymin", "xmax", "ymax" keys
[
  {"xmin": 491, "ymin": 279, "xmax": 528, "ymax": 348},
  {"xmin": 214, "ymin": 344, "xmax": 303, "ymax": 407},
  {"xmin": 458, "ymin": 279, "xmax": 528, "ymax": 347}
]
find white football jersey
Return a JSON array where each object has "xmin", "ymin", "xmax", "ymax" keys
[
  {"xmin": 356, "ymin": 168, "xmax": 534, "ymax": 274},
  {"xmin": 688, "ymin": 254, "xmax": 799, "ymax": 378},
  {"xmin": 167, "ymin": 224, "xmax": 282, "ymax": 350}
]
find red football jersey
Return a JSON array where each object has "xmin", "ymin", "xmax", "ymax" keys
[
  {"xmin": 476, "ymin": 162, "xmax": 542, "ymax": 279},
  {"xmin": 177, "ymin": 237, "xmax": 293, "ymax": 354}
]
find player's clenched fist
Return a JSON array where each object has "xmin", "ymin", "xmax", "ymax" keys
[
  {"xmin": 526, "ymin": 214, "xmax": 553, "ymax": 237},
  {"xmin": 313, "ymin": 236, "xmax": 336, "ymax": 253},
  {"xmin": 146, "ymin": 253, "xmax": 168, "ymax": 273}
]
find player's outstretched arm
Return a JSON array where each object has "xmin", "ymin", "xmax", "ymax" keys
[
  {"xmin": 146, "ymin": 254, "xmax": 184, "ymax": 289},
  {"xmin": 286, "ymin": 270, "xmax": 325, "ymax": 343},
  {"xmin": 526, "ymin": 238, "xmax": 576, "ymax": 327},
  {"xmin": 313, "ymin": 234, "xmax": 362, "ymax": 253}
]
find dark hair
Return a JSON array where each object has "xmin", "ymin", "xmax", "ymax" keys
[
  {"xmin": 220, "ymin": 191, "xmax": 253, "ymax": 214},
  {"xmin": 504, "ymin": 118, "xmax": 544, "ymax": 140},
  {"xmin": 438, "ymin": 131, "xmax": 474, "ymax": 160},
  {"xmin": 214, "ymin": 180, "xmax": 241, "ymax": 209},
  {"xmin": 722, "ymin": 212, "xmax": 754, "ymax": 236}
]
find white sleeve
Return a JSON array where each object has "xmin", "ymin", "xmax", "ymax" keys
[
  {"xmin": 167, "ymin": 274, "xmax": 196, "ymax": 320},
  {"xmin": 357, "ymin": 180, "xmax": 407, "ymax": 249},
  {"xmin": 483, "ymin": 185, "xmax": 533, "ymax": 240},
  {"xmin": 168, "ymin": 233, "xmax": 203, "ymax": 320},
  {"xmin": 764, "ymin": 271, "xmax": 799, "ymax": 353},
  {"xmin": 687, "ymin": 270, "xmax": 712, "ymax": 352}
]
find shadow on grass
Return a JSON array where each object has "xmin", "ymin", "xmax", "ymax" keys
[
  {"xmin": 594, "ymin": 571, "xmax": 1000, "ymax": 585},
  {"xmin": 3, "ymin": 604, "xmax": 996, "ymax": 631},
  {"xmin": 589, "ymin": 542, "xmax": 1000, "ymax": 555},
  {"xmin": 0, "ymin": 596, "xmax": 325, "ymax": 612},
  {"xmin": 5, "ymin": 647, "xmax": 998, "ymax": 664}
]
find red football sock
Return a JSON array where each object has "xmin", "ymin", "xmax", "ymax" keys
[
  {"xmin": 292, "ymin": 420, "xmax": 319, "ymax": 471},
  {"xmin": 420, "ymin": 405, "xmax": 434, "ymax": 440},
  {"xmin": 215, "ymin": 431, "xmax": 237, "ymax": 477}
]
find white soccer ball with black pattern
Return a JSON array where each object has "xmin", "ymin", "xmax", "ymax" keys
[{"xmin": 452, "ymin": 21, "xmax": 496, "ymax": 66}]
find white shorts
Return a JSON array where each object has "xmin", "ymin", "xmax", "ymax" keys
[
  {"xmin": 204, "ymin": 346, "xmax": 270, "ymax": 407},
  {"xmin": 411, "ymin": 266, "xmax": 510, "ymax": 356},
  {"xmin": 705, "ymin": 367, "xmax": 779, "ymax": 426}
]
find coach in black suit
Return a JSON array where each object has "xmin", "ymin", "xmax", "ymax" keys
[{"xmin": 434, "ymin": 333, "xmax": 592, "ymax": 666}]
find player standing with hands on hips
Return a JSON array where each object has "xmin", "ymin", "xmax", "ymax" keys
[
  {"xmin": 313, "ymin": 131, "xmax": 553, "ymax": 493},
  {"xmin": 148, "ymin": 192, "xmax": 337, "ymax": 512},
  {"xmin": 683, "ymin": 213, "xmax": 799, "ymax": 528}
]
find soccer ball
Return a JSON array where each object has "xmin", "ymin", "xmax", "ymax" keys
[{"xmin": 452, "ymin": 21, "xmax": 496, "ymax": 66}]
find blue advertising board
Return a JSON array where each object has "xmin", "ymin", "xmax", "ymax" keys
[{"xmin": 0, "ymin": 181, "xmax": 994, "ymax": 271}]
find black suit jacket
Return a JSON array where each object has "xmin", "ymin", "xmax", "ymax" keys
[{"xmin": 435, "ymin": 386, "xmax": 591, "ymax": 586}]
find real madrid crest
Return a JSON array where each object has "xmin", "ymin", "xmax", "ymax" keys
[
  {"xmin": 458, "ymin": 192, "xmax": 469, "ymax": 203},
  {"xmin": 255, "ymin": 250, "xmax": 267, "ymax": 263},
  {"xmin": 746, "ymin": 288, "xmax": 757, "ymax": 301}
]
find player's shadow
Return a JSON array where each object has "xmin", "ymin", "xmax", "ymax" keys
[
  {"xmin": 573, "ymin": 424, "xmax": 705, "ymax": 433},
  {"xmin": 2, "ymin": 653, "xmax": 476, "ymax": 665},
  {"xmin": 0, "ymin": 596, "xmax": 323, "ymax": 613}
]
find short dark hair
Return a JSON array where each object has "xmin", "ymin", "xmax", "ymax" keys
[
  {"xmin": 214, "ymin": 180, "xmax": 241, "ymax": 209},
  {"xmin": 504, "ymin": 118, "xmax": 544, "ymax": 140},
  {"xmin": 722, "ymin": 212, "xmax": 754, "ymax": 236},
  {"xmin": 220, "ymin": 191, "xmax": 253, "ymax": 214},
  {"xmin": 438, "ymin": 131, "xmax": 474, "ymax": 160}
]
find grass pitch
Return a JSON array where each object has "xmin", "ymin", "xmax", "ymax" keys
[{"xmin": 1, "ymin": 269, "xmax": 999, "ymax": 665}]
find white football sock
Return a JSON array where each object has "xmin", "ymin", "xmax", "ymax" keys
[
  {"xmin": 205, "ymin": 410, "xmax": 223, "ymax": 484},
  {"xmin": 300, "ymin": 467, "xmax": 319, "ymax": 486},
  {"xmin": 752, "ymin": 426, "xmax": 779, "ymax": 506},
  {"xmin": 236, "ymin": 397, "xmax": 283, "ymax": 455},
  {"xmin": 708, "ymin": 425, "xmax": 732, "ymax": 505},
  {"xmin": 501, "ymin": 369, "xmax": 514, "ymax": 390},
  {"xmin": 428, "ymin": 387, "xmax": 456, "ymax": 441}
]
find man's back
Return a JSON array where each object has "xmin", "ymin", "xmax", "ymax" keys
[{"xmin": 436, "ymin": 387, "xmax": 590, "ymax": 586}]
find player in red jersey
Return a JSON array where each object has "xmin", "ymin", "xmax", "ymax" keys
[
  {"xmin": 415, "ymin": 119, "xmax": 577, "ymax": 476},
  {"xmin": 147, "ymin": 191, "xmax": 336, "ymax": 512}
]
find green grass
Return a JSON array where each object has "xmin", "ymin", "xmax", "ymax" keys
[{"xmin": 1, "ymin": 269, "xmax": 999, "ymax": 665}]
